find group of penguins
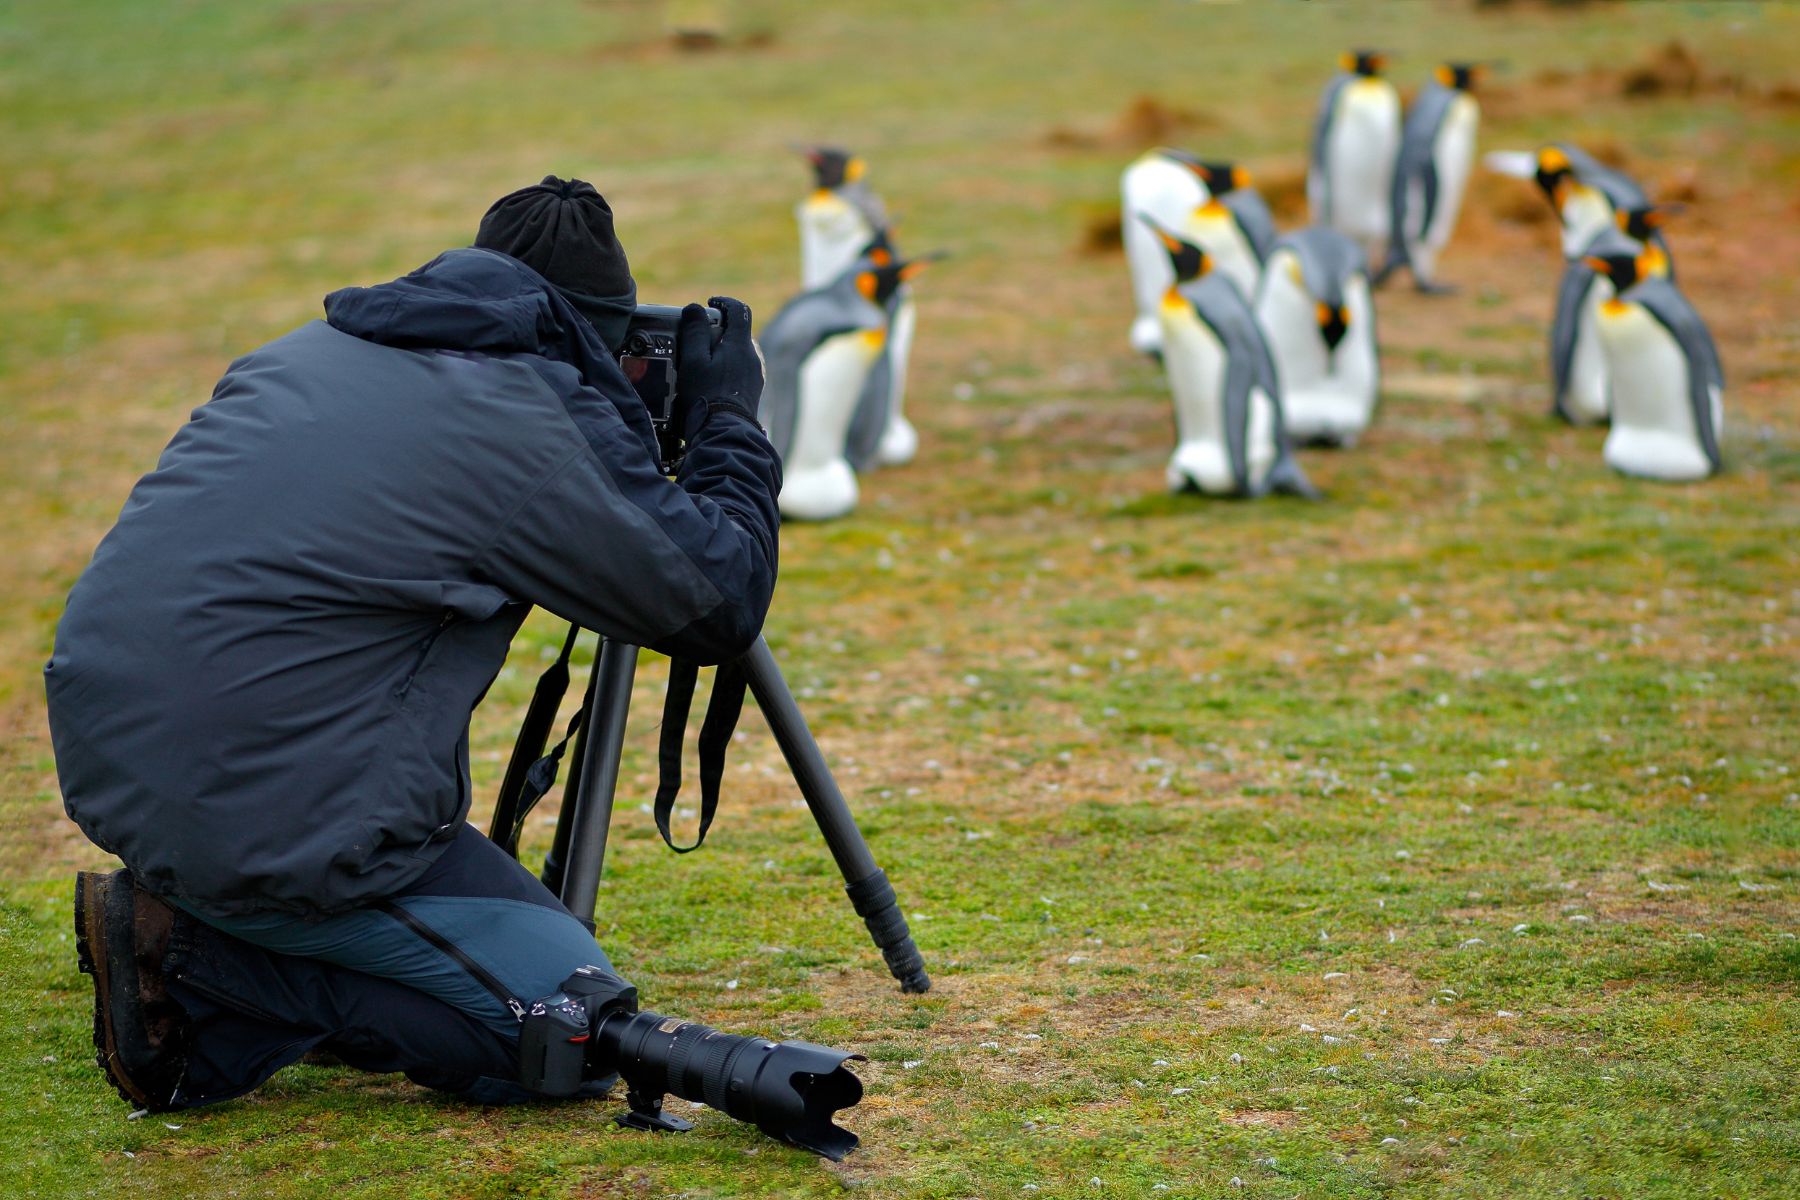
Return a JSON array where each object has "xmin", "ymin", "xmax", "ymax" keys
[
  {"xmin": 757, "ymin": 53, "xmax": 1726, "ymax": 523},
  {"xmin": 755, "ymin": 147, "xmax": 933, "ymax": 521},
  {"xmin": 1125, "ymin": 50, "xmax": 1726, "ymax": 499}
]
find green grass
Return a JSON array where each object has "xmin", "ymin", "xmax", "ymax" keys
[{"xmin": 2, "ymin": 1, "xmax": 1798, "ymax": 1196}]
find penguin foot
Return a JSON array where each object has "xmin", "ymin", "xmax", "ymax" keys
[
  {"xmin": 778, "ymin": 460, "xmax": 860, "ymax": 521},
  {"xmin": 1413, "ymin": 280, "xmax": 1458, "ymax": 296},
  {"xmin": 874, "ymin": 417, "xmax": 919, "ymax": 467}
]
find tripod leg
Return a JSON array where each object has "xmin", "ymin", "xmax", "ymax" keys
[
  {"xmin": 739, "ymin": 636, "xmax": 930, "ymax": 993},
  {"xmin": 557, "ymin": 639, "xmax": 639, "ymax": 928}
]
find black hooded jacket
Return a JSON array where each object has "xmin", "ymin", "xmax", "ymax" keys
[{"xmin": 45, "ymin": 248, "xmax": 780, "ymax": 918}]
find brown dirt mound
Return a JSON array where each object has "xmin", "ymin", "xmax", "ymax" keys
[
  {"xmin": 1080, "ymin": 207, "xmax": 1124, "ymax": 256},
  {"xmin": 1620, "ymin": 39, "xmax": 1704, "ymax": 98},
  {"xmin": 1254, "ymin": 164, "xmax": 1310, "ymax": 224},
  {"xmin": 1045, "ymin": 94, "xmax": 1221, "ymax": 153}
]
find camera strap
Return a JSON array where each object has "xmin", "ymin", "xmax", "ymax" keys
[
  {"xmin": 653, "ymin": 657, "xmax": 747, "ymax": 853},
  {"xmin": 498, "ymin": 625, "xmax": 589, "ymax": 855}
]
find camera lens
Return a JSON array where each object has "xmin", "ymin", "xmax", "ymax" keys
[{"xmin": 594, "ymin": 1010, "xmax": 865, "ymax": 1160}]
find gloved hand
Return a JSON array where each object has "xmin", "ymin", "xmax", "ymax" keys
[{"xmin": 676, "ymin": 296, "xmax": 764, "ymax": 437}]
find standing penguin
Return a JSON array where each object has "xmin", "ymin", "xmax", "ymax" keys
[
  {"xmin": 1384, "ymin": 62, "xmax": 1483, "ymax": 292},
  {"xmin": 1550, "ymin": 207, "xmax": 1677, "ymax": 425},
  {"xmin": 1255, "ymin": 227, "xmax": 1380, "ymax": 447},
  {"xmin": 1142, "ymin": 218, "xmax": 1315, "ymax": 499},
  {"xmin": 1164, "ymin": 154, "xmax": 1277, "ymax": 298},
  {"xmin": 1583, "ymin": 237, "xmax": 1722, "ymax": 481},
  {"xmin": 795, "ymin": 145, "xmax": 888, "ymax": 289},
  {"xmin": 759, "ymin": 257, "xmax": 925, "ymax": 520},
  {"xmin": 1309, "ymin": 51, "xmax": 1403, "ymax": 271},
  {"xmin": 844, "ymin": 227, "xmax": 928, "ymax": 470},
  {"xmin": 1122, "ymin": 148, "xmax": 1214, "ymax": 355}
]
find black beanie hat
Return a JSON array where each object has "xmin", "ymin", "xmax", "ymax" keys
[{"xmin": 475, "ymin": 175, "xmax": 637, "ymax": 348}]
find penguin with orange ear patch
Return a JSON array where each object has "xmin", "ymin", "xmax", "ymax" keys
[
  {"xmin": 1383, "ymin": 61, "xmax": 1484, "ymax": 292},
  {"xmin": 1550, "ymin": 205, "xmax": 1678, "ymax": 425},
  {"xmin": 1309, "ymin": 50, "xmax": 1403, "ymax": 269},
  {"xmin": 844, "ymin": 226, "xmax": 927, "ymax": 471},
  {"xmin": 1582, "ymin": 232, "xmax": 1722, "ymax": 481},
  {"xmin": 759, "ymin": 255, "xmax": 932, "ymax": 520},
  {"xmin": 795, "ymin": 145, "xmax": 889, "ymax": 289},
  {"xmin": 1142, "ymin": 217, "xmax": 1315, "ymax": 499}
]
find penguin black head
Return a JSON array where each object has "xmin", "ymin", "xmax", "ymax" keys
[
  {"xmin": 800, "ymin": 145, "xmax": 862, "ymax": 190},
  {"xmin": 1616, "ymin": 204, "xmax": 1678, "ymax": 241},
  {"xmin": 1195, "ymin": 160, "xmax": 1250, "ymax": 196},
  {"xmin": 1581, "ymin": 250, "xmax": 1650, "ymax": 296},
  {"xmin": 855, "ymin": 256, "xmax": 935, "ymax": 307},
  {"xmin": 1315, "ymin": 301, "xmax": 1352, "ymax": 352},
  {"xmin": 1534, "ymin": 146, "xmax": 1573, "ymax": 207},
  {"xmin": 1436, "ymin": 62, "xmax": 1481, "ymax": 91},
  {"xmin": 860, "ymin": 226, "xmax": 897, "ymax": 267},
  {"xmin": 1140, "ymin": 216, "xmax": 1208, "ymax": 284},
  {"xmin": 1340, "ymin": 50, "xmax": 1387, "ymax": 77}
]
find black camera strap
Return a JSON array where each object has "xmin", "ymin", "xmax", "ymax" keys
[
  {"xmin": 497, "ymin": 623, "xmax": 748, "ymax": 856},
  {"xmin": 653, "ymin": 657, "xmax": 747, "ymax": 853}
]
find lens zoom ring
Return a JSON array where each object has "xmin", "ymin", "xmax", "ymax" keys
[{"xmin": 664, "ymin": 1022, "xmax": 710, "ymax": 1098}]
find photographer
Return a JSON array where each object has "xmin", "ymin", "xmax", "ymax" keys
[{"xmin": 46, "ymin": 177, "xmax": 780, "ymax": 1110}]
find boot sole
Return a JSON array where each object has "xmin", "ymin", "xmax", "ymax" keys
[{"xmin": 75, "ymin": 871, "xmax": 153, "ymax": 1108}]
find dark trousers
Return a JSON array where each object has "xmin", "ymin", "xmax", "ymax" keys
[{"xmin": 162, "ymin": 824, "xmax": 617, "ymax": 1107}]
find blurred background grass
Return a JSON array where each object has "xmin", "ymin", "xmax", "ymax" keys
[{"xmin": 2, "ymin": 1, "xmax": 1797, "ymax": 1197}]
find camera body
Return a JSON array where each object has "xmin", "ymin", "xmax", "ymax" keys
[{"xmin": 619, "ymin": 303, "xmax": 721, "ymax": 475}]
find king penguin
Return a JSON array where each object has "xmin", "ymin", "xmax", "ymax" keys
[
  {"xmin": 1163, "ymin": 153, "xmax": 1277, "ymax": 299},
  {"xmin": 795, "ymin": 145, "xmax": 888, "ymax": 289},
  {"xmin": 1583, "ymin": 237, "xmax": 1722, "ymax": 481},
  {"xmin": 1383, "ymin": 62, "xmax": 1483, "ymax": 292},
  {"xmin": 1142, "ymin": 218, "xmax": 1316, "ymax": 499},
  {"xmin": 1121, "ymin": 147, "xmax": 1211, "ymax": 355},
  {"xmin": 1532, "ymin": 143, "xmax": 1649, "ymax": 257},
  {"xmin": 1550, "ymin": 206, "xmax": 1677, "ymax": 425},
  {"xmin": 759, "ymin": 257, "xmax": 928, "ymax": 520},
  {"xmin": 1309, "ymin": 51, "xmax": 1403, "ymax": 271},
  {"xmin": 1255, "ymin": 227, "xmax": 1380, "ymax": 447},
  {"xmin": 844, "ymin": 226, "xmax": 931, "ymax": 470}
]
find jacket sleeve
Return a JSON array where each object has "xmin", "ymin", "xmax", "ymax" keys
[{"xmin": 474, "ymin": 371, "xmax": 781, "ymax": 665}]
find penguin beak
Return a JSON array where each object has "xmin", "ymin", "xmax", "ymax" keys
[{"xmin": 1580, "ymin": 256, "xmax": 1610, "ymax": 274}]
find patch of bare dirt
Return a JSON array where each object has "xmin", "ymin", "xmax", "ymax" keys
[{"xmin": 1046, "ymin": 95, "xmax": 1223, "ymax": 153}]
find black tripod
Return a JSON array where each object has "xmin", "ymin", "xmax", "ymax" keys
[{"xmin": 487, "ymin": 633, "xmax": 930, "ymax": 994}]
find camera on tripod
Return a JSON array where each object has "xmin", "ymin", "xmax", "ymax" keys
[{"xmin": 618, "ymin": 303, "xmax": 721, "ymax": 475}]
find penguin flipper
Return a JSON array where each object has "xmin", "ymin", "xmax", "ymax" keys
[{"xmin": 845, "ymin": 346, "xmax": 892, "ymax": 472}]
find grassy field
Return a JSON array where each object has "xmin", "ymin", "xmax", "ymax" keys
[{"xmin": 3, "ymin": 1, "xmax": 1798, "ymax": 1196}]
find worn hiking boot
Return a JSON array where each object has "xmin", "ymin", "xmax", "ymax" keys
[{"xmin": 74, "ymin": 869, "xmax": 189, "ymax": 1110}]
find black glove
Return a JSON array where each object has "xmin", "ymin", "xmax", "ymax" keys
[{"xmin": 675, "ymin": 295, "xmax": 764, "ymax": 437}]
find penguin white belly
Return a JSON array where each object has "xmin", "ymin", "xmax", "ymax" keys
[
  {"xmin": 1412, "ymin": 97, "xmax": 1478, "ymax": 278},
  {"xmin": 1558, "ymin": 185, "xmax": 1614, "ymax": 259},
  {"xmin": 1184, "ymin": 206, "xmax": 1260, "ymax": 298},
  {"xmin": 1564, "ymin": 281, "xmax": 1612, "ymax": 425},
  {"xmin": 1123, "ymin": 155, "xmax": 1208, "ymax": 353},
  {"xmin": 797, "ymin": 195, "xmax": 874, "ymax": 290},
  {"xmin": 1256, "ymin": 267, "xmax": 1374, "ymax": 445},
  {"xmin": 1158, "ymin": 298, "xmax": 1238, "ymax": 494},
  {"xmin": 1598, "ymin": 303, "xmax": 1714, "ymax": 481},
  {"xmin": 875, "ymin": 293, "xmax": 919, "ymax": 465},
  {"xmin": 1325, "ymin": 82, "xmax": 1401, "ymax": 261},
  {"xmin": 781, "ymin": 330, "xmax": 884, "ymax": 519}
]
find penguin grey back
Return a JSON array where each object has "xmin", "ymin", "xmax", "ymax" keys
[
  {"xmin": 1550, "ymin": 225, "xmax": 1636, "ymax": 420},
  {"xmin": 1308, "ymin": 73, "xmax": 1355, "ymax": 222},
  {"xmin": 1224, "ymin": 188, "xmax": 1278, "ymax": 263},
  {"xmin": 1556, "ymin": 143, "xmax": 1648, "ymax": 210},
  {"xmin": 1178, "ymin": 274, "xmax": 1315, "ymax": 499},
  {"xmin": 758, "ymin": 269, "xmax": 888, "ymax": 465},
  {"xmin": 1387, "ymin": 79, "xmax": 1457, "ymax": 269},
  {"xmin": 1275, "ymin": 226, "xmax": 1367, "ymax": 309}
]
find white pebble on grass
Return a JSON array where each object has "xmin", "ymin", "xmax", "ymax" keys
[{"xmin": 902, "ymin": 1060, "xmax": 923, "ymax": 1070}]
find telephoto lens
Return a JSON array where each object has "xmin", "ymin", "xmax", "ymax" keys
[{"xmin": 594, "ymin": 1010, "xmax": 867, "ymax": 1161}]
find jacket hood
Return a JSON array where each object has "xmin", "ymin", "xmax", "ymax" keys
[{"xmin": 324, "ymin": 248, "xmax": 657, "ymax": 459}]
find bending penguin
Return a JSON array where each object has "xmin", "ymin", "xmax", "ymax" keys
[
  {"xmin": 1582, "ymin": 232, "xmax": 1722, "ymax": 481},
  {"xmin": 1168, "ymin": 154, "xmax": 1277, "ymax": 298},
  {"xmin": 1482, "ymin": 143, "xmax": 1652, "ymax": 257},
  {"xmin": 1309, "ymin": 51, "xmax": 1403, "ymax": 271},
  {"xmin": 1550, "ymin": 206, "xmax": 1677, "ymax": 425},
  {"xmin": 1383, "ymin": 62, "xmax": 1484, "ymax": 292},
  {"xmin": 1122, "ymin": 147, "xmax": 1211, "ymax": 355},
  {"xmin": 1142, "ymin": 218, "xmax": 1316, "ymax": 500},
  {"xmin": 795, "ymin": 145, "xmax": 888, "ymax": 289},
  {"xmin": 759, "ymin": 256, "xmax": 929, "ymax": 520},
  {"xmin": 1255, "ymin": 227, "xmax": 1380, "ymax": 447}
]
